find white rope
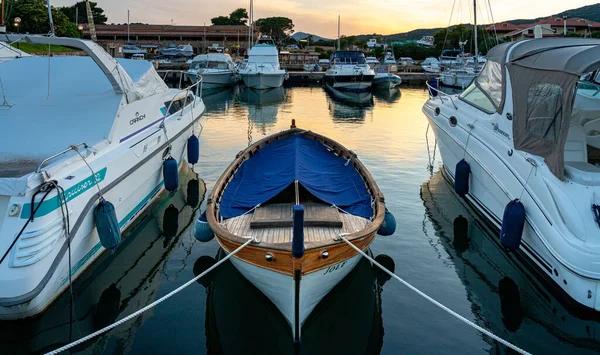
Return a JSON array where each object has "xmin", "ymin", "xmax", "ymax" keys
[
  {"xmin": 45, "ymin": 237, "xmax": 255, "ymax": 355},
  {"xmin": 336, "ymin": 234, "xmax": 531, "ymax": 355}
]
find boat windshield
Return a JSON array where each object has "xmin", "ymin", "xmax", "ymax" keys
[
  {"xmin": 333, "ymin": 51, "xmax": 366, "ymax": 65},
  {"xmin": 459, "ymin": 83, "xmax": 496, "ymax": 114},
  {"xmin": 191, "ymin": 61, "xmax": 229, "ymax": 70}
]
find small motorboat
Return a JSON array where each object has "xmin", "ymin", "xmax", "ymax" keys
[
  {"xmin": 186, "ymin": 53, "xmax": 237, "ymax": 88},
  {"xmin": 372, "ymin": 66, "xmax": 402, "ymax": 90},
  {"xmin": 0, "ymin": 35, "xmax": 205, "ymax": 320},
  {"xmin": 206, "ymin": 123, "xmax": 387, "ymax": 342}
]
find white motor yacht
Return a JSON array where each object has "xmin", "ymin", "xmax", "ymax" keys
[
  {"xmin": 439, "ymin": 66, "xmax": 479, "ymax": 89},
  {"xmin": 123, "ymin": 43, "xmax": 146, "ymax": 56},
  {"xmin": 423, "ymin": 38, "xmax": 600, "ymax": 313},
  {"xmin": 372, "ymin": 66, "xmax": 402, "ymax": 90},
  {"xmin": 325, "ymin": 51, "xmax": 375, "ymax": 92},
  {"xmin": 186, "ymin": 53, "xmax": 237, "ymax": 88},
  {"xmin": 421, "ymin": 57, "xmax": 440, "ymax": 73},
  {"xmin": 0, "ymin": 35, "xmax": 205, "ymax": 320},
  {"xmin": 381, "ymin": 50, "xmax": 396, "ymax": 65},
  {"xmin": 238, "ymin": 36, "xmax": 287, "ymax": 90},
  {"xmin": 365, "ymin": 56, "xmax": 379, "ymax": 68}
]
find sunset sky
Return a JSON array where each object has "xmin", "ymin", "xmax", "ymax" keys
[{"xmin": 53, "ymin": 0, "xmax": 599, "ymax": 37}]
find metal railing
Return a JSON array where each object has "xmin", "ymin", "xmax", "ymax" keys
[
  {"xmin": 161, "ymin": 72, "xmax": 203, "ymax": 124},
  {"xmin": 36, "ymin": 142, "xmax": 88, "ymax": 174},
  {"xmin": 425, "ymin": 78, "xmax": 458, "ymax": 110}
]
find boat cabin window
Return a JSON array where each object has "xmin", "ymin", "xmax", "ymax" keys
[
  {"xmin": 459, "ymin": 83, "xmax": 496, "ymax": 114},
  {"xmin": 191, "ymin": 61, "xmax": 229, "ymax": 70},
  {"xmin": 164, "ymin": 95, "xmax": 194, "ymax": 115},
  {"xmin": 333, "ymin": 51, "xmax": 366, "ymax": 65},
  {"xmin": 526, "ymin": 82, "xmax": 563, "ymax": 144}
]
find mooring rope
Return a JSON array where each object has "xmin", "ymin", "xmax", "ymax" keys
[
  {"xmin": 336, "ymin": 234, "xmax": 531, "ymax": 355},
  {"xmin": 45, "ymin": 237, "xmax": 255, "ymax": 355}
]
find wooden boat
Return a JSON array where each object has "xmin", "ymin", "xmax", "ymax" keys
[{"xmin": 206, "ymin": 121, "xmax": 385, "ymax": 342}]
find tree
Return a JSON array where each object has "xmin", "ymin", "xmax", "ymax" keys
[
  {"xmin": 228, "ymin": 8, "xmax": 248, "ymax": 25},
  {"xmin": 211, "ymin": 8, "xmax": 248, "ymax": 26},
  {"xmin": 254, "ymin": 17, "xmax": 294, "ymax": 45},
  {"xmin": 5, "ymin": 0, "xmax": 77, "ymax": 37},
  {"xmin": 58, "ymin": 1, "xmax": 107, "ymax": 25},
  {"xmin": 211, "ymin": 16, "xmax": 230, "ymax": 25}
]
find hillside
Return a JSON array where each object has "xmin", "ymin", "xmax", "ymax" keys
[
  {"xmin": 292, "ymin": 32, "xmax": 332, "ymax": 42},
  {"xmin": 294, "ymin": 3, "xmax": 600, "ymax": 43}
]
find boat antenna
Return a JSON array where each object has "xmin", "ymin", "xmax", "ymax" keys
[
  {"xmin": 127, "ymin": 9, "xmax": 130, "ymax": 43},
  {"xmin": 473, "ymin": 0, "xmax": 478, "ymax": 60},
  {"xmin": 337, "ymin": 15, "xmax": 340, "ymax": 50}
]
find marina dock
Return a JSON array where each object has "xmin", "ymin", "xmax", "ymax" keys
[{"xmin": 286, "ymin": 71, "xmax": 439, "ymax": 85}]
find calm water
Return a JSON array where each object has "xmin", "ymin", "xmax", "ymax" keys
[{"xmin": 2, "ymin": 85, "xmax": 600, "ymax": 354}]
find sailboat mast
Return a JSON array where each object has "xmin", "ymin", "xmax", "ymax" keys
[
  {"xmin": 473, "ymin": 0, "xmax": 478, "ymax": 59},
  {"xmin": 127, "ymin": 10, "xmax": 130, "ymax": 43},
  {"xmin": 337, "ymin": 15, "xmax": 340, "ymax": 50}
]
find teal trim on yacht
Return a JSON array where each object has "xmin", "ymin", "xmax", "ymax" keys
[{"xmin": 20, "ymin": 168, "xmax": 108, "ymax": 219}]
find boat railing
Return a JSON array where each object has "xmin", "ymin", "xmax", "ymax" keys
[
  {"xmin": 162, "ymin": 73, "xmax": 203, "ymax": 127},
  {"xmin": 158, "ymin": 70, "xmax": 202, "ymax": 92},
  {"xmin": 426, "ymin": 78, "xmax": 458, "ymax": 110},
  {"xmin": 244, "ymin": 62, "xmax": 282, "ymax": 72},
  {"xmin": 36, "ymin": 142, "xmax": 89, "ymax": 174}
]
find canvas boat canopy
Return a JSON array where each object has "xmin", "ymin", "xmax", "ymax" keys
[
  {"xmin": 476, "ymin": 38, "xmax": 600, "ymax": 179},
  {"xmin": 219, "ymin": 134, "xmax": 373, "ymax": 219}
]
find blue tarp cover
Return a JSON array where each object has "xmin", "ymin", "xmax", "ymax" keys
[{"xmin": 220, "ymin": 134, "xmax": 373, "ymax": 219}]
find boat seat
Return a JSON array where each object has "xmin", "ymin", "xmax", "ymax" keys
[
  {"xmin": 250, "ymin": 203, "xmax": 343, "ymax": 228},
  {"xmin": 584, "ymin": 118, "xmax": 600, "ymax": 149},
  {"xmin": 564, "ymin": 125, "xmax": 588, "ymax": 163},
  {"xmin": 564, "ymin": 161, "xmax": 600, "ymax": 185}
]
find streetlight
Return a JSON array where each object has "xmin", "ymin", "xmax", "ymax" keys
[
  {"xmin": 14, "ymin": 17, "xmax": 20, "ymax": 49},
  {"xmin": 14, "ymin": 17, "xmax": 20, "ymax": 33}
]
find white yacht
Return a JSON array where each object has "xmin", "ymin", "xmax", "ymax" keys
[
  {"xmin": 423, "ymin": 38, "xmax": 600, "ymax": 313},
  {"xmin": 238, "ymin": 36, "xmax": 287, "ymax": 90},
  {"xmin": 0, "ymin": 35, "xmax": 205, "ymax": 320},
  {"xmin": 325, "ymin": 51, "xmax": 375, "ymax": 92},
  {"xmin": 160, "ymin": 44, "xmax": 194, "ymax": 58},
  {"xmin": 421, "ymin": 57, "xmax": 440, "ymax": 73},
  {"xmin": 372, "ymin": 66, "xmax": 402, "ymax": 90},
  {"xmin": 123, "ymin": 43, "xmax": 146, "ymax": 56},
  {"xmin": 186, "ymin": 53, "xmax": 237, "ymax": 88},
  {"xmin": 381, "ymin": 50, "xmax": 396, "ymax": 65},
  {"xmin": 365, "ymin": 56, "xmax": 379, "ymax": 68}
]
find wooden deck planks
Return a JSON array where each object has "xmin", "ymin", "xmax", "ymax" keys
[{"xmin": 224, "ymin": 203, "xmax": 370, "ymax": 245}]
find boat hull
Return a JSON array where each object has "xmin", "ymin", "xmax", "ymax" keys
[
  {"xmin": 372, "ymin": 74, "xmax": 402, "ymax": 90},
  {"xmin": 0, "ymin": 99, "xmax": 205, "ymax": 320},
  {"xmin": 225, "ymin": 245, "xmax": 363, "ymax": 338},
  {"xmin": 240, "ymin": 73, "xmax": 286, "ymax": 90},
  {"xmin": 186, "ymin": 71, "xmax": 236, "ymax": 88},
  {"xmin": 422, "ymin": 100, "xmax": 600, "ymax": 312},
  {"xmin": 325, "ymin": 74, "xmax": 374, "ymax": 92}
]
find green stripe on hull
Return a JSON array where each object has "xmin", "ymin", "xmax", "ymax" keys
[{"xmin": 21, "ymin": 168, "xmax": 108, "ymax": 219}]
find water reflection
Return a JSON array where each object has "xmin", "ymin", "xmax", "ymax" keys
[
  {"xmin": 196, "ymin": 251, "xmax": 389, "ymax": 354},
  {"xmin": 420, "ymin": 169, "xmax": 600, "ymax": 354},
  {"xmin": 373, "ymin": 87, "xmax": 401, "ymax": 104},
  {"xmin": 237, "ymin": 86, "xmax": 287, "ymax": 139},
  {"xmin": 324, "ymin": 84, "xmax": 373, "ymax": 122},
  {"xmin": 0, "ymin": 165, "xmax": 205, "ymax": 354},
  {"xmin": 201, "ymin": 87, "xmax": 235, "ymax": 112}
]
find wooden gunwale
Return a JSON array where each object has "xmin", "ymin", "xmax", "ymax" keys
[{"xmin": 206, "ymin": 127, "xmax": 385, "ymax": 273}]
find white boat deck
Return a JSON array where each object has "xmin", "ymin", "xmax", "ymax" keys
[{"xmin": 221, "ymin": 203, "xmax": 370, "ymax": 244}]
